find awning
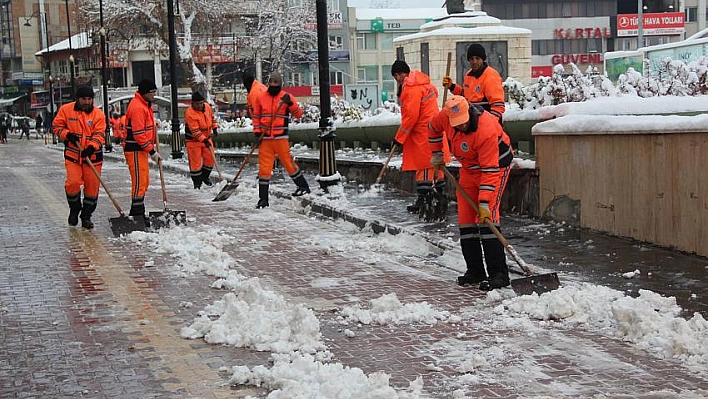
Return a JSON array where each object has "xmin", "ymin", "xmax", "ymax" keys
[{"xmin": 0, "ymin": 95, "xmax": 27, "ymax": 107}]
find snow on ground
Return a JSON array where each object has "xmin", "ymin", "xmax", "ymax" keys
[{"xmin": 119, "ymin": 185, "xmax": 708, "ymax": 397}]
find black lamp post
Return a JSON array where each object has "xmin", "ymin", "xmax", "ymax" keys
[
  {"xmin": 98, "ymin": 0, "xmax": 112, "ymax": 151},
  {"xmin": 64, "ymin": 0, "xmax": 75, "ymax": 96},
  {"xmin": 167, "ymin": 0, "xmax": 182, "ymax": 159},
  {"xmin": 315, "ymin": 0, "xmax": 339, "ymax": 191}
]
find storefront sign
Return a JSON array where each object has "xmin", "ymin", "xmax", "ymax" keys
[
  {"xmin": 617, "ymin": 12, "xmax": 685, "ymax": 37},
  {"xmin": 551, "ymin": 53, "xmax": 602, "ymax": 64},
  {"xmin": 532, "ymin": 66, "xmax": 553, "ymax": 78},
  {"xmin": 553, "ymin": 27, "xmax": 612, "ymax": 39}
]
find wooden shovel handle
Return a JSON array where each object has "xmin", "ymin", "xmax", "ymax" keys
[
  {"xmin": 76, "ymin": 143, "xmax": 126, "ymax": 216},
  {"xmin": 208, "ymin": 144, "xmax": 224, "ymax": 180},
  {"xmin": 440, "ymin": 165, "xmax": 532, "ymax": 275},
  {"xmin": 442, "ymin": 52, "xmax": 452, "ymax": 104},
  {"xmin": 153, "ymin": 138, "xmax": 168, "ymax": 205},
  {"xmin": 375, "ymin": 144, "xmax": 397, "ymax": 185}
]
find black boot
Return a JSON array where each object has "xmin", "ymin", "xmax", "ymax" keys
[
  {"xmin": 80, "ymin": 197, "xmax": 97, "ymax": 230},
  {"xmin": 479, "ymin": 226, "xmax": 510, "ymax": 291},
  {"xmin": 191, "ymin": 175, "xmax": 202, "ymax": 189},
  {"xmin": 458, "ymin": 229, "xmax": 487, "ymax": 286},
  {"xmin": 67, "ymin": 193, "xmax": 82, "ymax": 226},
  {"xmin": 291, "ymin": 172, "xmax": 310, "ymax": 197},
  {"xmin": 256, "ymin": 179, "xmax": 269, "ymax": 208},
  {"xmin": 129, "ymin": 202, "xmax": 150, "ymax": 228},
  {"xmin": 201, "ymin": 167, "xmax": 213, "ymax": 186}
]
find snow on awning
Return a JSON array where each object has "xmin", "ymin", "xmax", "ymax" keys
[
  {"xmin": 0, "ymin": 95, "xmax": 27, "ymax": 107},
  {"xmin": 35, "ymin": 32, "xmax": 91, "ymax": 56}
]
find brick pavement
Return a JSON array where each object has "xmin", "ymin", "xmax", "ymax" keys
[{"xmin": 2, "ymin": 141, "xmax": 708, "ymax": 398}]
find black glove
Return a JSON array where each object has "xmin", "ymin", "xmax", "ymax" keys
[
  {"xmin": 254, "ymin": 133, "xmax": 263, "ymax": 145},
  {"xmin": 392, "ymin": 139, "xmax": 403, "ymax": 148},
  {"xmin": 80, "ymin": 146, "xmax": 95, "ymax": 158},
  {"xmin": 65, "ymin": 133, "xmax": 80, "ymax": 144},
  {"xmin": 281, "ymin": 93, "xmax": 293, "ymax": 106},
  {"xmin": 212, "ymin": 128, "xmax": 218, "ymax": 137},
  {"xmin": 204, "ymin": 140, "xmax": 211, "ymax": 148}
]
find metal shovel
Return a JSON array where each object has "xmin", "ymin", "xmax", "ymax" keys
[
  {"xmin": 213, "ymin": 131, "xmax": 265, "ymax": 202},
  {"xmin": 78, "ymin": 143, "xmax": 146, "ymax": 236},
  {"xmin": 148, "ymin": 141, "xmax": 186, "ymax": 229},
  {"xmin": 441, "ymin": 166, "xmax": 560, "ymax": 295}
]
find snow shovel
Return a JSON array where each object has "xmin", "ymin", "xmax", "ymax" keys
[
  {"xmin": 77, "ymin": 143, "xmax": 146, "ymax": 236},
  {"xmin": 148, "ymin": 140, "xmax": 187, "ymax": 229},
  {"xmin": 212, "ymin": 132, "xmax": 265, "ymax": 202},
  {"xmin": 372, "ymin": 143, "xmax": 398, "ymax": 188},
  {"xmin": 441, "ymin": 166, "xmax": 560, "ymax": 295}
]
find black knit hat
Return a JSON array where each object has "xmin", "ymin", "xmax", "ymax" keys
[
  {"xmin": 137, "ymin": 79, "xmax": 157, "ymax": 95},
  {"xmin": 390, "ymin": 59, "xmax": 410, "ymax": 75},
  {"xmin": 191, "ymin": 91, "xmax": 205, "ymax": 102},
  {"xmin": 75, "ymin": 86, "xmax": 94, "ymax": 99},
  {"xmin": 466, "ymin": 44, "xmax": 486, "ymax": 61}
]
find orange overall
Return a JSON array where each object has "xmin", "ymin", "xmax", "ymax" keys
[
  {"xmin": 52, "ymin": 102, "xmax": 107, "ymax": 221},
  {"xmin": 122, "ymin": 92, "xmax": 156, "ymax": 217},
  {"xmin": 184, "ymin": 102, "xmax": 218, "ymax": 187}
]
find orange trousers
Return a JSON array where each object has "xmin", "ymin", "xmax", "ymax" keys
[
  {"xmin": 257, "ymin": 139, "xmax": 299, "ymax": 179},
  {"xmin": 414, "ymin": 167, "xmax": 445, "ymax": 187},
  {"xmin": 457, "ymin": 167, "xmax": 510, "ymax": 226},
  {"xmin": 124, "ymin": 151, "xmax": 151, "ymax": 214},
  {"xmin": 186, "ymin": 140, "xmax": 214, "ymax": 174},
  {"xmin": 64, "ymin": 160, "xmax": 102, "ymax": 198}
]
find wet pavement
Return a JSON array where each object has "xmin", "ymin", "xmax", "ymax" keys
[{"xmin": 2, "ymin": 140, "xmax": 708, "ymax": 398}]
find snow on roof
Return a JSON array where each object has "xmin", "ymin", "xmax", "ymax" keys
[
  {"xmin": 420, "ymin": 12, "xmax": 501, "ymax": 29},
  {"xmin": 394, "ymin": 25, "xmax": 532, "ymax": 42},
  {"xmin": 35, "ymin": 32, "xmax": 91, "ymax": 56},
  {"xmin": 354, "ymin": 8, "xmax": 449, "ymax": 20}
]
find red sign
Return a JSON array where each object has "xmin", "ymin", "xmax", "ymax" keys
[
  {"xmin": 617, "ymin": 12, "xmax": 685, "ymax": 37},
  {"xmin": 551, "ymin": 53, "xmax": 602, "ymax": 65},
  {"xmin": 553, "ymin": 27, "xmax": 611, "ymax": 39},
  {"xmin": 532, "ymin": 66, "xmax": 553, "ymax": 78},
  {"xmin": 192, "ymin": 44, "xmax": 233, "ymax": 64}
]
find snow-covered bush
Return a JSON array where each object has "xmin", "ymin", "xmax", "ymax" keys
[{"xmin": 504, "ymin": 57, "xmax": 708, "ymax": 110}]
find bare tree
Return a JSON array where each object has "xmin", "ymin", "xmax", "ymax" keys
[{"xmin": 76, "ymin": 0, "xmax": 237, "ymax": 93}]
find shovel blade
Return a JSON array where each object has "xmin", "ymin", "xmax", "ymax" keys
[
  {"xmin": 148, "ymin": 210, "xmax": 187, "ymax": 230},
  {"xmin": 109, "ymin": 215, "xmax": 147, "ymax": 237},
  {"xmin": 511, "ymin": 273, "xmax": 561, "ymax": 296},
  {"xmin": 213, "ymin": 181, "xmax": 239, "ymax": 202}
]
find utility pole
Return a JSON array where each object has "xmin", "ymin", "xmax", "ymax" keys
[
  {"xmin": 98, "ymin": 0, "xmax": 112, "ymax": 152},
  {"xmin": 167, "ymin": 0, "xmax": 183, "ymax": 159},
  {"xmin": 64, "ymin": 0, "xmax": 75, "ymax": 96},
  {"xmin": 637, "ymin": 0, "xmax": 644, "ymax": 49},
  {"xmin": 315, "ymin": 0, "xmax": 340, "ymax": 191}
]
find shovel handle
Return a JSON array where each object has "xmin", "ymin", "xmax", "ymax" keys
[
  {"xmin": 153, "ymin": 138, "xmax": 169, "ymax": 207},
  {"xmin": 442, "ymin": 52, "xmax": 452, "ymax": 104},
  {"xmin": 375, "ymin": 144, "xmax": 397, "ymax": 185},
  {"xmin": 208, "ymin": 144, "xmax": 224, "ymax": 181},
  {"xmin": 440, "ymin": 166, "xmax": 532, "ymax": 275},
  {"xmin": 76, "ymin": 143, "xmax": 126, "ymax": 217}
]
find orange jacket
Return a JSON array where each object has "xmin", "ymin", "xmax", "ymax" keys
[
  {"xmin": 246, "ymin": 80, "xmax": 267, "ymax": 119},
  {"xmin": 52, "ymin": 102, "xmax": 107, "ymax": 164},
  {"xmin": 123, "ymin": 92, "xmax": 156, "ymax": 153},
  {"xmin": 428, "ymin": 107, "xmax": 513, "ymax": 205},
  {"xmin": 395, "ymin": 70, "xmax": 444, "ymax": 171},
  {"xmin": 109, "ymin": 116, "xmax": 123, "ymax": 139},
  {"xmin": 450, "ymin": 64, "xmax": 505, "ymax": 122},
  {"xmin": 184, "ymin": 102, "xmax": 218, "ymax": 143},
  {"xmin": 253, "ymin": 89, "xmax": 302, "ymax": 139}
]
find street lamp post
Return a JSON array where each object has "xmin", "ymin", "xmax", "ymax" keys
[
  {"xmin": 315, "ymin": 0, "xmax": 339, "ymax": 191},
  {"xmin": 64, "ymin": 0, "xmax": 75, "ymax": 96},
  {"xmin": 637, "ymin": 0, "xmax": 644, "ymax": 49},
  {"xmin": 167, "ymin": 0, "xmax": 183, "ymax": 159},
  {"xmin": 98, "ymin": 0, "xmax": 112, "ymax": 151}
]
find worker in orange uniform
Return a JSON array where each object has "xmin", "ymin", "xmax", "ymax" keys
[
  {"xmin": 52, "ymin": 85, "xmax": 107, "ymax": 229},
  {"xmin": 184, "ymin": 91, "xmax": 218, "ymax": 189},
  {"xmin": 429, "ymin": 96, "xmax": 514, "ymax": 291},
  {"xmin": 252, "ymin": 72, "xmax": 309, "ymax": 209},
  {"xmin": 442, "ymin": 44, "xmax": 505, "ymax": 124},
  {"xmin": 122, "ymin": 79, "xmax": 162, "ymax": 224},
  {"xmin": 390, "ymin": 59, "xmax": 450, "ymax": 218},
  {"xmin": 109, "ymin": 112, "xmax": 123, "ymax": 144},
  {"xmin": 242, "ymin": 71, "xmax": 267, "ymax": 120}
]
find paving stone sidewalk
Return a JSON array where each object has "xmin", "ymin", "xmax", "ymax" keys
[{"xmin": 1, "ymin": 142, "xmax": 707, "ymax": 399}]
